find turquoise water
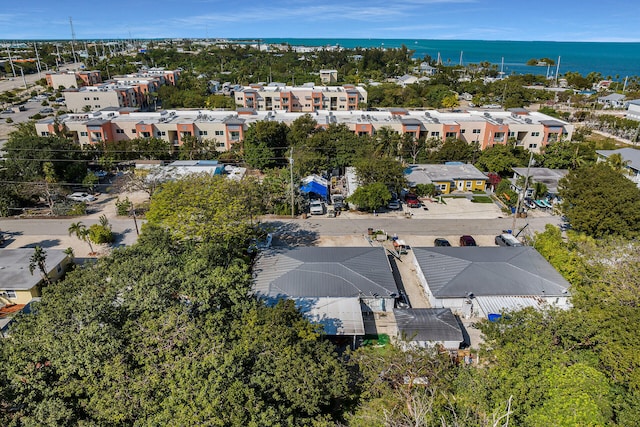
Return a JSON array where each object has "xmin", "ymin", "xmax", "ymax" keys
[{"xmin": 259, "ymin": 38, "xmax": 640, "ymax": 78}]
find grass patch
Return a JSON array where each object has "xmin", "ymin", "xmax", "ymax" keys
[
  {"xmin": 361, "ymin": 334, "xmax": 390, "ymax": 347},
  {"xmin": 471, "ymin": 195, "xmax": 494, "ymax": 203},
  {"xmin": 441, "ymin": 194, "xmax": 467, "ymax": 198}
]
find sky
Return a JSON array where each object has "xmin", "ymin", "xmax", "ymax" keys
[{"xmin": 1, "ymin": 0, "xmax": 639, "ymax": 42}]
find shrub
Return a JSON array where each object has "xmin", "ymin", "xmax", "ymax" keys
[
  {"xmin": 88, "ymin": 224, "xmax": 114, "ymax": 244},
  {"xmin": 5, "ymin": 118, "xmax": 13, "ymax": 123},
  {"xmin": 52, "ymin": 201, "xmax": 86, "ymax": 216},
  {"xmin": 115, "ymin": 197, "xmax": 132, "ymax": 216}
]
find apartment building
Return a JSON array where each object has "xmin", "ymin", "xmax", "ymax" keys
[
  {"xmin": 45, "ymin": 70, "xmax": 102, "ymax": 89},
  {"xmin": 63, "ymin": 84, "xmax": 140, "ymax": 112},
  {"xmin": 233, "ymin": 83, "xmax": 367, "ymax": 112},
  {"xmin": 36, "ymin": 108, "xmax": 573, "ymax": 153}
]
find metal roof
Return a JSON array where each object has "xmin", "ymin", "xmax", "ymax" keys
[
  {"xmin": 406, "ymin": 164, "xmax": 487, "ymax": 186},
  {"xmin": 0, "ymin": 249, "xmax": 68, "ymax": 291},
  {"xmin": 253, "ymin": 247, "xmax": 397, "ymax": 298},
  {"xmin": 597, "ymin": 148, "xmax": 640, "ymax": 171},
  {"xmin": 412, "ymin": 247, "xmax": 570, "ymax": 298},
  {"xmin": 474, "ymin": 295, "xmax": 547, "ymax": 315},
  {"xmin": 293, "ymin": 297, "xmax": 365, "ymax": 335},
  {"xmin": 393, "ymin": 308, "xmax": 463, "ymax": 343}
]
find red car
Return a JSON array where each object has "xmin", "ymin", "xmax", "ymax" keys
[{"xmin": 405, "ymin": 194, "xmax": 420, "ymax": 208}]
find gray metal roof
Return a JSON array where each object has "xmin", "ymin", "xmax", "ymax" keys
[
  {"xmin": 393, "ymin": 308, "xmax": 463, "ymax": 343},
  {"xmin": 511, "ymin": 167, "xmax": 569, "ymax": 194},
  {"xmin": 475, "ymin": 296, "xmax": 546, "ymax": 315},
  {"xmin": 253, "ymin": 247, "xmax": 397, "ymax": 298},
  {"xmin": 412, "ymin": 247, "xmax": 570, "ymax": 298},
  {"xmin": 293, "ymin": 297, "xmax": 365, "ymax": 335},
  {"xmin": 596, "ymin": 148, "xmax": 640, "ymax": 171},
  {"xmin": 0, "ymin": 249, "xmax": 68, "ymax": 291},
  {"xmin": 406, "ymin": 164, "xmax": 487, "ymax": 186}
]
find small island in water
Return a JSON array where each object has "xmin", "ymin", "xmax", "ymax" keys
[{"xmin": 526, "ymin": 57, "xmax": 556, "ymax": 66}]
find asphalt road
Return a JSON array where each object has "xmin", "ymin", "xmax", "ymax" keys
[{"xmin": 258, "ymin": 215, "xmax": 560, "ymax": 241}]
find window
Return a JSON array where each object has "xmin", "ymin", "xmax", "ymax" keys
[
  {"xmin": 80, "ymin": 131, "xmax": 88, "ymax": 136},
  {"xmin": 466, "ymin": 181, "xmax": 472, "ymax": 188},
  {"xmin": 476, "ymin": 181, "xmax": 484, "ymax": 186},
  {"xmin": 460, "ymin": 129, "xmax": 466, "ymax": 134},
  {"xmin": 84, "ymin": 97, "xmax": 90, "ymax": 100},
  {"xmin": 472, "ymin": 129, "xmax": 481, "ymax": 134},
  {"xmin": 93, "ymin": 97, "xmax": 99, "ymax": 100},
  {"xmin": 132, "ymin": 129, "xmax": 136, "ymax": 133},
  {"xmin": 215, "ymin": 130, "xmax": 224, "ymax": 136},
  {"xmin": 445, "ymin": 132, "xmax": 456, "ymax": 138},
  {"xmin": 1, "ymin": 290, "xmax": 17, "ymax": 299},
  {"xmin": 508, "ymin": 131, "xmax": 515, "ymax": 137},
  {"xmin": 200, "ymin": 130, "xmax": 208, "ymax": 136},
  {"xmin": 440, "ymin": 184, "xmax": 447, "ymax": 191},
  {"xmin": 529, "ymin": 143, "xmax": 538, "ymax": 148},
  {"xmin": 431, "ymin": 131, "xmax": 440, "ymax": 137},
  {"xmin": 531, "ymin": 131, "xmax": 540, "ymax": 137},
  {"xmin": 40, "ymin": 131, "xmax": 50, "ymax": 136},
  {"xmin": 216, "ymin": 142, "xmax": 226, "ymax": 148},
  {"xmin": 116, "ymin": 129, "xmax": 124, "ymax": 134}
]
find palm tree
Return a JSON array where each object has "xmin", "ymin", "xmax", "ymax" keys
[
  {"xmin": 68, "ymin": 221, "xmax": 94, "ymax": 255},
  {"xmin": 606, "ymin": 153, "xmax": 631, "ymax": 174},
  {"xmin": 29, "ymin": 246, "xmax": 51, "ymax": 286}
]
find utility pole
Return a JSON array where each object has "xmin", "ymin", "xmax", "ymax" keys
[
  {"xmin": 289, "ymin": 147, "xmax": 295, "ymax": 218},
  {"xmin": 33, "ymin": 42, "xmax": 42, "ymax": 78},
  {"xmin": 512, "ymin": 151, "xmax": 534, "ymax": 233},
  {"xmin": 69, "ymin": 17, "xmax": 78, "ymax": 65},
  {"xmin": 6, "ymin": 46, "xmax": 16, "ymax": 77}
]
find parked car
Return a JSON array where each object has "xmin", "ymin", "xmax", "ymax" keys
[
  {"xmin": 434, "ymin": 238, "xmax": 451, "ymax": 247},
  {"xmin": 330, "ymin": 194, "xmax": 345, "ymax": 211},
  {"xmin": 405, "ymin": 194, "xmax": 420, "ymax": 208},
  {"xmin": 459, "ymin": 235, "xmax": 477, "ymax": 246},
  {"xmin": 39, "ymin": 107, "xmax": 54, "ymax": 114},
  {"xmin": 495, "ymin": 233, "xmax": 523, "ymax": 247},
  {"xmin": 387, "ymin": 199, "xmax": 401, "ymax": 210},
  {"xmin": 66, "ymin": 192, "xmax": 96, "ymax": 202},
  {"xmin": 309, "ymin": 200, "xmax": 325, "ymax": 215}
]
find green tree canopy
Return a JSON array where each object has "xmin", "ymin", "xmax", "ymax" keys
[{"xmin": 559, "ymin": 163, "xmax": 640, "ymax": 238}]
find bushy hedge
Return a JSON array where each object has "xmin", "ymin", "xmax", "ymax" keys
[{"xmin": 88, "ymin": 224, "xmax": 114, "ymax": 244}]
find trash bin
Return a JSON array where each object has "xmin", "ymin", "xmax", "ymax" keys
[{"xmin": 367, "ymin": 227, "xmax": 374, "ymax": 235}]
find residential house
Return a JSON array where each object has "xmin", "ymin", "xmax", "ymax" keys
[
  {"xmin": 625, "ymin": 99, "xmax": 640, "ymax": 121},
  {"xmin": 405, "ymin": 163, "xmax": 488, "ymax": 194},
  {"xmin": 253, "ymin": 247, "xmax": 399, "ymax": 341},
  {"xmin": 394, "ymin": 308, "xmax": 464, "ymax": 350},
  {"xmin": 596, "ymin": 148, "xmax": 640, "ymax": 187},
  {"xmin": 597, "ymin": 93, "xmax": 626, "ymax": 108},
  {"xmin": 396, "ymin": 74, "xmax": 419, "ymax": 87},
  {"xmin": 510, "ymin": 167, "xmax": 569, "ymax": 199},
  {"xmin": 0, "ymin": 249, "xmax": 70, "ymax": 306},
  {"xmin": 412, "ymin": 62, "xmax": 437, "ymax": 76},
  {"xmin": 411, "ymin": 247, "xmax": 571, "ymax": 319}
]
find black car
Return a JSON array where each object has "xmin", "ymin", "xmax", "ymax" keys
[{"xmin": 434, "ymin": 238, "xmax": 451, "ymax": 247}]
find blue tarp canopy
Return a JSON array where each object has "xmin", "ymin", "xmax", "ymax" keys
[{"xmin": 300, "ymin": 180, "xmax": 328, "ymax": 199}]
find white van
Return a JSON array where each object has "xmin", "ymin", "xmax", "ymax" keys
[{"xmin": 495, "ymin": 233, "xmax": 523, "ymax": 247}]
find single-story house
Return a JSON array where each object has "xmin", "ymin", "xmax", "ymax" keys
[
  {"xmin": 596, "ymin": 148, "xmax": 640, "ymax": 187},
  {"xmin": 145, "ymin": 160, "xmax": 226, "ymax": 183},
  {"xmin": 405, "ymin": 163, "xmax": 488, "ymax": 194},
  {"xmin": 510, "ymin": 167, "xmax": 569, "ymax": 199},
  {"xmin": 396, "ymin": 74, "xmax": 419, "ymax": 87},
  {"xmin": 597, "ymin": 93, "xmax": 626, "ymax": 108},
  {"xmin": 625, "ymin": 99, "xmax": 640, "ymax": 121},
  {"xmin": 0, "ymin": 249, "xmax": 70, "ymax": 306},
  {"xmin": 411, "ymin": 247, "xmax": 571, "ymax": 319},
  {"xmin": 253, "ymin": 246, "xmax": 399, "ymax": 345},
  {"xmin": 394, "ymin": 308, "xmax": 464, "ymax": 350}
]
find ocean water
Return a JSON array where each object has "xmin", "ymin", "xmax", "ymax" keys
[{"xmin": 259, "ymin": 38, "xmax": 640, "ymax": 79}]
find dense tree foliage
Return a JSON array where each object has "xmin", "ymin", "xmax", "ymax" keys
[
  {"xmin": 474, "ymin": 142, "xmax": 529, "ymax": 176},
  {"xmin": 0, "ymin": 200, "xmax": 351, "ymax": 426},
  {"xmin": 559, "ymin": 163, "xmax": 640, "ymax": 238}
]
